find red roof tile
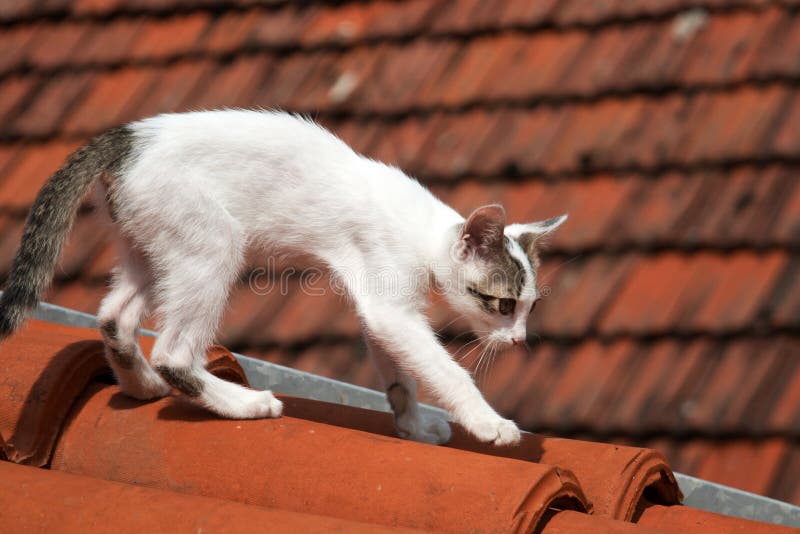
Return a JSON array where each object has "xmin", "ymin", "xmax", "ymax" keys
[
  {"xmin": 636, "ymin": 501, "xmax": 796, "ymax": 533},
  {"xmin": 1, "ymin": 462, "xmax": 410, "ymax": 533},
  {"xmin": 54, "ymin": 381, "xmax": 591, "ymax": 532},
  {"xmin": 130, "ymin": 12, "xmax": 208, "ymax": 59},
  {"xmin": 0, "ymin": 307, "xmax": 793, "ymax": 530},
  {"xmin": 0, "ymin": 320, "xmax": 246, "ymax": 465},
  {"xmin": 61, "ymin": 66, "xmax": 159, "ymax": 135},
  {"xmin": 0, "ymin": 0, "xmax": 798, "ymax": 509}
]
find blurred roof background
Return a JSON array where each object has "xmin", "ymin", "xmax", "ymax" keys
[{"xmin": 0, "ymin": 0, "xmax": 797, "ymax": 504}]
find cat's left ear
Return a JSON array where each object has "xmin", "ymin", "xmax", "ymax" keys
[
  {"xmin": 455, "ymin": 204, "xmax": 507, "ymax": 260},
  {"xmin": 506, "ymin": 214, "xmax": 568, "ymax": 266}
]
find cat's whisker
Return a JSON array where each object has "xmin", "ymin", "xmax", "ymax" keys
[
  {"xmin": 473, "ymin": 346, "xmax": 488, "ymax": 387},
  {"xmin": 540, "ymin": 254, "xmax": 582, "ymax": 287},
  {"xmin": 435, "ymin": 314, "xmax": 466, "ymax": 336},
  {"xmin": 480, "ymin": 343, "xmax": 498, "ymax": 390},
  {"xmin": 456, "ymin": 337, "xmax": 486, "ymax": 365},
  {"xmin": 453, "ymin": 340, "xmax": 480, "ymax": 363},
  {"xmin": 521, "ymin": 339, "xmax": 534, "ymax": 359}
]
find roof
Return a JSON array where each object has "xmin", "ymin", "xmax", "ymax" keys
[
  {"xmin": 0, "ymin": 0, "xmax": 798, "ymax": 506},
  {"xmin": 1, "ymin": 318, "xmax": 796, "ymax": 532}
]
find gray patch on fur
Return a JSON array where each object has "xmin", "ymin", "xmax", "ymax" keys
[
  {"xmin": 99, "ymin": 319, "xmax": 118, "ymax": 344},
  {"xmin": 516, "ymin": 233, "xmax": 540, "ymax": 268},
  {"xmin": 108, "ymin": 345, "xmax": 135, "ymax": 370},
  {"xmin": 387, "ymin": 382, "xmax": 409, "ymax": 416},
  {"xmin": 156, "ymin": 366, "xmax": 204, "ymax": 397},
  {"xmin": 99, "ymin": 319, "xmax": 135, "ymax": 370},
  {"xmin": 472, "ymin": 238, "xmax": 527, "ymax": 302},
  {"xmin": 0, "ymin": 127, "xmax": 135, "ymax": 339}
]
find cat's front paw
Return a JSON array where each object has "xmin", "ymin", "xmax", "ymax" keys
[
  {"xmin": 242, "ymin": 390, "xmax": 284, "ymax": 419},
  {"xmin": 118, "ymin": 368, "xmax": 172, "ymax": 400},
  {"xmin": 468, "ymin": 415, "xmax": 521, "ymax": 447},
  {"xmin": 396, "ymin": 412, "xmax": 452, "ymax": 445}
]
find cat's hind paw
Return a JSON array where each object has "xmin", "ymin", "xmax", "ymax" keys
[
  {"xmin": 117, "ymin": 368, "xmax": 172, "ymax": 401},
  {"xmin": 397, "ymin": 412, "xmax": 452, "ymax": 445}
]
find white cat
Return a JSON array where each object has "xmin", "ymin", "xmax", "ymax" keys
[{"xmin": 0, "ymin": 110, "xmax": 566, "ymax": 446}]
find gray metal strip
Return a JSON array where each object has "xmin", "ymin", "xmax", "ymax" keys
[
  {"xmin": 14, "ymin": 296, "xmax": 800, "ymax": 526},
  {"xmin": 675, "ymin": 473, "xmax": 800, "ymax": 527}
]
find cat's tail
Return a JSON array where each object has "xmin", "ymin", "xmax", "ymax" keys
[{"xmin": 0, "ymin": 126, "xmax": 135, "ymax": 340}]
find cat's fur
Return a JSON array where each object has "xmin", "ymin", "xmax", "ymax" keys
[{"xmin": 0, "ymin": 110, "xmax": 565, "ymax": 446}]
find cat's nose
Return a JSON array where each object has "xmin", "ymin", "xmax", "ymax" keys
[{"xmin": 511, "ymin": 338, "xmax": 523, "ymax": 346}]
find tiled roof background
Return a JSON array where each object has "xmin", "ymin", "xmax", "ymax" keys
[{"xmin": 0, "ymin": 0, "xmax": 798, "ymax": 504}]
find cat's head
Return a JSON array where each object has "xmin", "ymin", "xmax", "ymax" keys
[{"xmin": 440, "ymin": 204, "xmax": 566, "ymax": 349}]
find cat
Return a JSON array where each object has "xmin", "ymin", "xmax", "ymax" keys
[{"xmin": 0, "ymin": 110, "xmax": 566, "ymax": 446}]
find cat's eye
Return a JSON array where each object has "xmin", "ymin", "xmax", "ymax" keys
[
  {"xmin": 498, "ymin": 298, "xmax": 516, "ymax": 316},
  {"xmin": 467, "ymin": 287, "xmax": 493, "ymax": 302}
]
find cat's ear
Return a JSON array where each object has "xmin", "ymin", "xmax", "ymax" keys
[
  {"xmin": 456, "ymin": 204, "xmax": 506, "ymax": 260},
  {"xmin": 506, "ymin": 214, "xmax": 568, "ymax": 266}
]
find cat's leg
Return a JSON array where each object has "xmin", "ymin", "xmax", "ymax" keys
[
  {"xmin": 97, "ymin": 256, "xmax": 170, "ymax": 400},
  {"xmin": 147, "ymin": 223, "xmax": 282, "ymax": 419},
  {"xmin": 365, "ymin": 335, "xmax": 451, "ymax": 445},
  {"xmin": 360, "ymin": 303, "xmax": 520, "ymax": 446}
]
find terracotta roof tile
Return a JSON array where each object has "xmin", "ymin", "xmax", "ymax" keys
[
  {"xmin": 70, "ymin": 0, "xmax": 124, "ymax": 18},
  {"xmin": 701, "ymin": 439, "xmax": 790, "ymax": 498},
  {"xmin": 133, "ymin": 59, "xmax": 213, "ymax": 117},
  {"xmin": 2, "ymin": 308, "xmax": 797, "ymax": 526},
  {"xmin": 61, "ymin": 66, "xmax": 159, "ymax": 135},
  {"xmin": 3, "ymin": 8, "xmax": 797, "ymax": 113},
  {"xmin": 24, "ymin": 21, "xmax": 90, "ymax": 69},
  {"xmin": 769, "ymin": 351, "xmax": 800, "ymax": 432},
  {"xmin": 189, "ymin": 55, "xmax": 274, "ymax": 110},
  {"xmin": 0, "ymin": 216, "xmax": 25, "ymax": 277},
  {"xmin": 0, "ymin": 141, "xmax": 80, "ymax": 211},
  {"xmin": 691, "ymin": 250, "xmax": 787, "ymax": 332},
  {"xmin": 280, "ymin": 396, "xmax": 683, "ymax": 520},
  {"xmin": 46, "ymin": 282, "xmax": 108, "ymax": 315},
  {"xmin": 495, "ymin": 0, "xmax": 558, "ymax": 27},
  {"xmin": 0, "ymin": 0, "xmax": 777, "ymax": 27},
  {"xmin": 81, "ymin": 240, "xmax": 119, "ymax": 280},
  {"xmin": 1, "ymin": 462, "xmax": 410, "ymax": 533},
  {"xmin": 53, "ymin": 381, "xmax": 590, "ymax": 532},
  {"xmin": 0, "ymin": 77, "xmax": 36, "ymax": 127},
  {"xmin": 646, "ymin": 436, "xmax": 800, "ymax": 506},
  {"xmin": 541, "ymin": 510, "xmax": 665, "ymax": 533},
  {"xmin": 1, "ymin": 0, "xmax": 799, "ymax": 510},
  {"xmin": 366, "ymin": 42, "xmax": 454, "ymax": 113},
  {"xmin": 8, "ymin": 73, "xmax": 94, "ymax": 138},
  {"xmin": 0, "ymin": 26, "xmax": 38, "ymax": 76},
  {"xmin": 0, "ymin": 144, "xmax": 21, "ymax": 176},
  {"xmin": 636, "ymin": 501, "xmax": 796, "ymax": 533},
  {"xmin": 56, "ymin": 215, "xmax": 112, "ymax": 279},
  {"xmin": 0, "ymin": 320, "xmax": 246, "ymax": 465},
  {"xmin": 79, "ymin": 16, "xmax": 145, "ymax": 65},
  {"xmin": 262, "ymin": 12, "xmax": 322, "ymax": 51},
  {"xmin": 128, "ymin": 11, "xmax": 209, "ymax": 60}
]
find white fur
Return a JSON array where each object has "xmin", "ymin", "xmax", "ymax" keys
[{"xmin": 98, "ymin": 110, "xmax": 566, "ymax": 445}]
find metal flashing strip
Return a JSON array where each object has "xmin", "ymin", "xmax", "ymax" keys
[
  {"xmin": 17, "ymin": 297, "xmax": 800, "ymax": 526},
  {"xmin": 675, "ymin": 473, "xmax": 800, "ymax": 527}
]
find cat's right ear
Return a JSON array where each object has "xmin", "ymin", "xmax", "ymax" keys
[{"xmin": 455, "ymin": 204, "xmax": 506, "ymax": 261}]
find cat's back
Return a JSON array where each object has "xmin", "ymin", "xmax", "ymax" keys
[
  {"xmin": 121, "ymin": 109, "xmax": 398, "ymax": 230},
  {"xmin": 132, "ymin": 109, "xmax": 351, "ymax": 158},
  {"xmin": 124, "ymin": 109, "xmax": 366, "ymax": 203}
]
